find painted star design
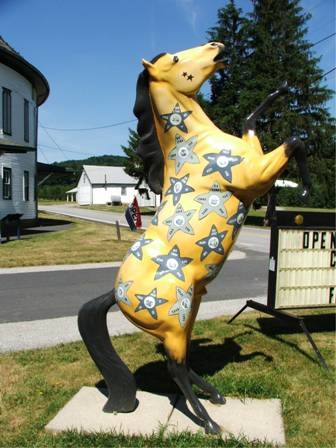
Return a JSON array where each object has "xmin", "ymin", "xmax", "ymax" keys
[
  {"xmin": 196, "ymin": 224, "xmax": 227, "ymax": 261},
  {"xmin": 202, "ymin": 149, "xmax": 243, "ymax": 183},
  {"xmin": 194, "ymin": 182, "xmax": 232, "ymax": 220},
  {"xmin": 227, "ymin": 202, "xmax": 248, "ymax": 240},
  {"xmin": 168, "ymin": 134, "xmax": 199, "ymax": 174},
  {"xmin": 204, "ymin": 262, "xmax": 224, "ymax": 281},
  {"xmin": 152, "ymin": 245, "xmax": 192, "ymax": 281},
  {"xmin": 169, "ymin": 285, "xmax": 193, "ymax": 328},
  {"xmin": 129, "ymin": 237, "xmax": 153, "ymax": 260},
  {"xmin": 134, "ymin": 288, "xmax": 168, "ymax": 320},
  {"xmin": 115, "ymin": 280, "xmax": 133, "ymax": 306},
  {"xmin": 151, "ymin": 201, "xmax": 167, "ymax": 225},
  {"xmin": 187, "ymin": 74, "xmax": 194, "ymax": 81},
  {"xmin": 165, "ymin": 174, "xmax": 195, "ymax": 205},
  {"xmin": 163, "ymin": 203, "xmax": 196, "ymax": 240},
  {"xmin": 160, "ymin": 103, "xmax": 192, "ymax": 133}
]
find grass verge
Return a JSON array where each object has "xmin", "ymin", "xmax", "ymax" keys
[
  {"xmin": 0, "ymin": 212, "xmax": 142, "ymax": 268},
  {"xmin": 0, "ymin": 311, "xmax": 334, "ymax": 447}
]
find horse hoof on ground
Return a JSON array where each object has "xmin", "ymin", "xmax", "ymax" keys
[
  {"xmin": 204, "ymin": 419, "xmax": 222, "ymax": 434},
  {"xmin": 210, "ymin": 393, "xmax": 226, "ymax": 405}
]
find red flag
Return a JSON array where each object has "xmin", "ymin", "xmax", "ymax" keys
[{"xmin": 125, "ymin": 196, "xmax": 142, "ymax": 230}]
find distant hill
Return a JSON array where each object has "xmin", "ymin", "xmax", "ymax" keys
[{"xmin": 54, "ymin": 154, "xmax": 127, "ymax": 172}]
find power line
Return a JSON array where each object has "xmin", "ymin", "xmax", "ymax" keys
[
  {"xmin": 38, "ymin": 143, "xmax": 97, "ymax": 157},
  {"xmin": 40, "ymin": 118, "xmax": 136, "ymax": 132},
  {"xmin": 39, "ymin": 123, "xmax": 69, "ymax": 159},
  {"xmin": 312, "ymin": 32, "xmax": 336, "ymax": 47}
]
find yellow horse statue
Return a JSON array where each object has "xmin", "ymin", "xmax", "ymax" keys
[{"xmin": 79, "ymin": 42, "xmax": 311, "ymax": 434}]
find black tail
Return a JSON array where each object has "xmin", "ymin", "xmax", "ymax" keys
[{"xmin": 78, "ymin": 290, "xmax": 137, "ymax": 413}]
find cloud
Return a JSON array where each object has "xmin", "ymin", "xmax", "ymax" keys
[{"xmin": 176, "ymin": 0, "xmax": 199, "ymax": 34}]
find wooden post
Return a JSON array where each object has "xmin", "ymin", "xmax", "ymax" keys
[{"xmin": 115, "ymin": 220, "xmax": 121, "ymax": 241}]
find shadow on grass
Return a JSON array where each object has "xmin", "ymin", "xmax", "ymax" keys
[
  {"xmin": 242, "ymin": 313, "xmax": 335, "ymax": 368},
  {"xmin": 132, "ymin": 332, "xmax": 272, "ymax": 395}
]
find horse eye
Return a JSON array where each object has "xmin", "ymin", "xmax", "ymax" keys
[{"xmin": 173, "ymin": 55, "xmax": 179, "ymax": 63}]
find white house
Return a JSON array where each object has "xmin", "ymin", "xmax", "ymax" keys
[
  {"xmin": 0, "ymin": 36, "xmax": 49, "ymax": 223},
  {"xmin": 69, "ymin": 165, "xmax": 159, "ymax": 207}
]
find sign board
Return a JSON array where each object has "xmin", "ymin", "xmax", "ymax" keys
[{"xmin": 268, "ymin": 211, "xmax": 336, "ymax": 309}]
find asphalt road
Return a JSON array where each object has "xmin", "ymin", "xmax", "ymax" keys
[
  {"xmin": 0, "ymin": 205, "xmax": 271, "ymax": 324},
  {"xmin": 0, "ymin": 247, "xmax": 268, "ymax": 323}
]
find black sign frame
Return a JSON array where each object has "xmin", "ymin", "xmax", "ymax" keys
[{"xmin": 267, "ymin": 210, "xmax": 335, "ymax": 310}]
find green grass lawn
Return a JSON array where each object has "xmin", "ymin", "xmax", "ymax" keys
[
  {"xmin": 0, "ymin": 311, "xmax": 334, "ymax": 447},
  {"xmin": 0, "ymin": 212, "xmax": 142, "ymax": 268}
]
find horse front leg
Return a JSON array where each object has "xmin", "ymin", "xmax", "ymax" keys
[{"xmin": 286, "ymin": 136, "xmax": 312, "ymax": 200}]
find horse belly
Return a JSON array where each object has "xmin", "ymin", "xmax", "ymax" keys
[{"xmin": 114, "ymin": 235, "xmax": 190, "ymax": 340}]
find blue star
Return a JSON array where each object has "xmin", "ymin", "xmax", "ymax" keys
[
  {"xmin": 204, "ymin": 262, "xmax": 224, "ymax": 281},
  {"xmin": 169, "ymin": 284, "xmax": 193, "ymax": 328},
  {"xmin": 227, "ymin": 202, "xmax": 248, "ymax": 240},
  {"xmin": 152, "ymin": 245, "xmax": 192, "ymax": 281},
  {"xmin": 135, "ymin": 288, "xmax": 168, "ymax": 319},
  {"xmin": 202, "ymin": 149, "xmax": 243, "ymax": 182},
  {"xmin": 165, "ymin": 174, "xmax": 195, "ymax": 205},
  {"xmin": 160, "ymin": 103, "xmax": 192, "ymax": 133},
  {"xmin": 151, "ymin": 201, "xmax": 167, "ymax": 226},
  {"xmin": 128, "ymin": 236, "xmax": 153, "ymax": 260},
  {"xmin": 196, "ymin": 225, "xmax": 227, "ymax": 261}
]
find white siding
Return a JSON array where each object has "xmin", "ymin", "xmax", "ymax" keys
[
  {"xmin": 0, "ymin": 152, "xmax": 36, "ymax": 220},
  {"xmin": 76, "ymin": 171, "xmax": 91, "ymax": 205},
  {"xmin": 0, "ymin": 64, "xmax": 36, "ymax": 147}
]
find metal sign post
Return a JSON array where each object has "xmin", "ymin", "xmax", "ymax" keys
[{"xmin": 229, "ymin": 209, "xmax": 335, "ymax": 370}]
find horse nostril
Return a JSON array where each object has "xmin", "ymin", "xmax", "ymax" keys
[{"xmin": 209, "ymin": 42, "xmax": 224, "ymax": 48}]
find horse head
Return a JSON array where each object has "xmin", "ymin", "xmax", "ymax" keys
[{"xmin": 142, "ymin": 42, "xmax": 225, "ymax": 95}]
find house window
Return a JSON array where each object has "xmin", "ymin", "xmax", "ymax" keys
[
  {"xmin": 24, "ymin": 99, "xmax": 29, "ymax": 142},
  {"xmin": 3, "ymin": 167, "xmax": 12, "ymax": 200},
  {"xmin": 2, "ymin": 88, "xmax": 12, "ymax": 135},
  {"xmin": 121, "ymin": 186, "xmax": 127, "ymax": 196},
  {"xmin": 23, "ymin": 170, "xmax": 29, "ymax": 201}
]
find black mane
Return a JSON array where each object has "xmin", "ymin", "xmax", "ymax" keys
[{"xmin": 133, "ymin": 53, "xmax": 166, "ymax": 194}]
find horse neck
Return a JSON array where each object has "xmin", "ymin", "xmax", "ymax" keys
[{"xmin": 149, "ymin": 82, "xmax": 217, "ymax": 150}]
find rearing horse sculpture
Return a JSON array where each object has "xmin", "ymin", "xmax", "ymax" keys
[{"xmin": 78, "ymin": 42, "xmax": 311, "ymax": 434}]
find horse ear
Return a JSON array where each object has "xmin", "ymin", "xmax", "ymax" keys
[{"xmin": 142, "ymin": 59, "xmax": 155, "ymax": 70}]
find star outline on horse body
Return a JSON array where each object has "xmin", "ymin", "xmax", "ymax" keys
[
  {"xmin": 160, "ymin": 102, "xmax": 192, "ymax": 133},
  {"xmin": 134, "ymin": 288, "xmax": 168, "ymax": 320},
  {"xmin": 152, "ymin": 245, "xmax": 192, "ymax": 281},
  {"xmin": 168, "ymin": 133, "xmax": 200, "ymax": 174},
  {"xmin": 202, "ymin": 149, "xmax": 244, "ymax": 183}
]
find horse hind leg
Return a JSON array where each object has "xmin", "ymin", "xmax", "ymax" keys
[
  {"xmin": 78, "ymin": 290, "xmax": 137, "ymax": 413},
  {"xmin": 167, "ymin": 359, "xmax": 222, "ymax": 434},
  {"xmin": 188, "ymin": 368, "xmax": 226, "ymax": 405}
]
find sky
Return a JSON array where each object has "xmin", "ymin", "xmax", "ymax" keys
[{"xmin": 2, "ymin": 0, "xmax": 335, "ymax": 164}]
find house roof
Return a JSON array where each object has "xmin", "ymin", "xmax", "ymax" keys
[
  {"xmin": 83, "ymin": 165, "xmax": 137, "ymax": 185},
  {"xmin": 0, "ymin": 36, "xmax": 49, "ymax": 106}
]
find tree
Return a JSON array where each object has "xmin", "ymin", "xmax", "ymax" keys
[
  {"xmin": 121, "ymin": 128, "xmax": 145, "ymax": 181},
  {"xmin": 206, "ymin": 0, "xmax": 252, "ymax": 136},
  {"xmin": 207, "ymin": 0, "xmax": 335, "ymax": 208}
]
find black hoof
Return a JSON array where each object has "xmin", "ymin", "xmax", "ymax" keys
[
  {"xmin": 210, "ymin": 393, "xmax": 226, "ymax": 405},
  {"xmin": 204, "ymin": 419, "xmax": 222, "ymax": 434},
  {"xmin": 103, "ymin": 397, "xmax": 138, "ymax": 413}
]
